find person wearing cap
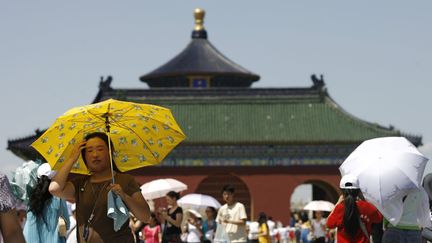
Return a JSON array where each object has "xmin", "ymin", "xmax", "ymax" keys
[
  {"xmin": 24, "ymin": 163, "xmax": 70, "ymax": 243},
  {"xmin": 326, "ymin": 175, "xmax": 382, "ymax": 243}
]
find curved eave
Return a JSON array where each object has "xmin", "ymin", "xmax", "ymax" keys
[
  {"xmin": 323, "ymin": 93, "xmax": 422, "ymax": 146},
  {"xmin": 7, "ymin": 131, "xmax": 45, "ymax": 161}
]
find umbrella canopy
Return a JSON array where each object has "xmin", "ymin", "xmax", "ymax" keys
[
  {"xmin": 339, "ymin": 137, "xmax": 428, "ymax": 224},
  {"xmin": 140, "ymin": 178, "xmax": 187, "ymax": 200},
  {"xmin": 178, "ymin": 193, "xmax": 222, "ymax": 209},
  {"xmin": 303, "ymin": 200, "xmax": 335, "ymax": 212},
  {"xmin": 31, "ymin": 99, "xmax": 186, "ymax": 175}
]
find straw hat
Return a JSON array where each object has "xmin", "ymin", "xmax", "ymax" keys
[{"xmin": 187, "ymin": 209, "xmax": 202, "ymax": 218}]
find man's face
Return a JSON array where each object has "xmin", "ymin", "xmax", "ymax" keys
[
  {"xmin": 84, "ymin": 137, "xmax": 110, "ymax": 173},
  {"xmin": 222, "ymin": 191, "xmax": 234, "ymax": 204}
]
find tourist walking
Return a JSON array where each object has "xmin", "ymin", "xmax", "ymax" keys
[
  {"xmin": 184, "ymin": 209, "xmax": 202, "ymax": 243},
  {"xmin": 24, "ymin": 163, "xmax": 70, "ymax": 243},
  {"xmin": 160, "ymin": 191, "xmax": 183, "ymax": 243},
  {"xmin": 257, "ymin": 212, "xmax": 271, "ymax": 243},
  {"xmin": 216, "ymin": 184, "xmax": 248, "ymax": 243},
  {"xmin": 143, "ymin": 213, "xmax": 162, "ymax": 243},
  {"xmin": 310, "ymin": 211, "xmax": 326, "ymax": 243},
  {"xmin": 327, "ymin": 175, "xmax": 382, "ymax": 243},
  {"xmin": 202, "ymin": 206, "xmax": 217, "ymax": 243}
]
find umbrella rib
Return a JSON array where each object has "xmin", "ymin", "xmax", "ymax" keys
[
  {"xmin": 115, "ymin": 105, "xmax": 183, "ymax": 135},
  {"xmin": 377, "ymin": 172, "xmax": 384, "ymax": 206},
  {"xmin": 107, "ymin": 104, "xmax": 184, "ymax": 136},
  {"xmin": 113, "ymin": 106, "xmax": 136, "ymax": 118},
  {"xmin": 86, "ymin": 109, "xmax": 107, "ymax": 123},
  {"xmin": 60, "ymin": 118, "xmax": 104, "ymax": 125}
]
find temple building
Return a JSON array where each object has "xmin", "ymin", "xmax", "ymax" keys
[{"xmin": 7, "ymin": 9, "xmax": 421, "ymax": 224}]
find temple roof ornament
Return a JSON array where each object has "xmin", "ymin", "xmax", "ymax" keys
[{"xmin": 139, "ymin": 8, "xmax": 260, "ymax": 88}]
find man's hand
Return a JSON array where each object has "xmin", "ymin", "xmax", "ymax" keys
[{"xmin": 109, "ymin": 183, "xmax": 126, "ymax": 199}]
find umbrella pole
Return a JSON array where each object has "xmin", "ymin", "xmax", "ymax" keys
[
  {"xmin": 104, "ymin": 112, "xmax": 115, "ymax": 185},
  {"xmin": 107, "ymin": 131, "xmax": 115, "ymax": 185}
]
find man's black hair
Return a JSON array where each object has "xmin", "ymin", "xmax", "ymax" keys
[{"xmin": 221, "ymin": 184, "xmax": 235, "ymax": 194}]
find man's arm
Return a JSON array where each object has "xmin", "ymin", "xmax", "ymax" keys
[
  {"xmin": 161, "ymin": 211, "xmax": 183, "ymax": 228},
  {"xmin": 119, "ymin": 190, "xmax": 151, "ymax": 223},
  {"xmin": 224, "ymin": 218, "xmax": 247, "ymax": 225},
  {"xmin": 49, "ymin": 141, "xmax": 84, "ymax": 201},
  {"xmin": 223, "ymin": 203, "xmax": 247, "ymax": 226}
]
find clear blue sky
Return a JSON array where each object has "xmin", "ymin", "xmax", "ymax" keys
[{"xmin": 2, "ymin": 1, "xmax": 432, "ymax": 177}]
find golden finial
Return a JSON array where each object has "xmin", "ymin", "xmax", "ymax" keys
[{"xmin": 194, "ymin": 8, "xmax": 205, "ymax": 31}]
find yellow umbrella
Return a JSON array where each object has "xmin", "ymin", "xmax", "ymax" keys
[{"xmin": 31, "ymin": 99, "xmax": 186, "ymax": 175}]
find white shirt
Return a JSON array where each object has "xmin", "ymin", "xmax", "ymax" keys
[
  {"xmin": 186, "ymin": 223, "xmax": 201, "ymax": 243},
  {"xmin": 216, "ymin": 202, "xmax": 247, "ymax": 243},
  {"xmin": 311, "ymin": 218, "xmax": 326, "ymax": 238},
  {"xmin": 247, "ymin": 221, "xmax": 259, "ymax": 240},
  {"xmin": 267, "ymin": 220, "xmax": 276, "ymax": 237},
  {"xmin": 276, "ymin": 227, "xmax": 289, "ymax": 240},
  {"xmin": 398, "ymin": 188, "xmax": 432, "ymax": 228}
]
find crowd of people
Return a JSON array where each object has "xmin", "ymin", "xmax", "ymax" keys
[{"xmin": 1, "ymin": 132, "xmax": 432, "ymax": 243}]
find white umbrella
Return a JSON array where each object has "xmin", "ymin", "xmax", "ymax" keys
[
  {"xmin": 178, "ymin": 193, "xmax": 222, "ymax": 209},
  {"xmin": 140, "ymin": 178, "xmax": 187, "ymax": 200},
  {"xmin": 303, "ymin": 200, "xmax": 335, "ymax": 212},
  {"xmin": 339, "ymin": 136, "xmax": 428, "ymax": 224}
]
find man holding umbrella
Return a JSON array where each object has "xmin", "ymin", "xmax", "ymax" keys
[
  {"xmin": 49, "ymin": 132, "xmax": 151, "ymax": 242},
  {"xmin": 33, "ymin": 99, "xmax": 186, "ymax": 242}
]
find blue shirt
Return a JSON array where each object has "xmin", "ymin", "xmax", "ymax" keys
[
  {"xmin": 24, "ymin": 197, "xmax": 70, "ymax": 243},
  {"xmin": 202, "ymin": 219, "xmax": 217, "ymax": 240}
]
